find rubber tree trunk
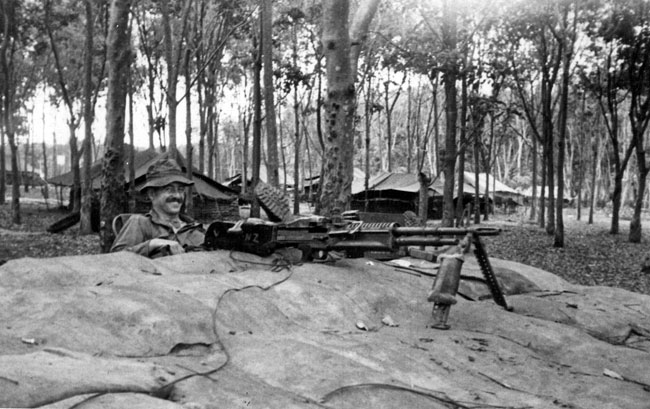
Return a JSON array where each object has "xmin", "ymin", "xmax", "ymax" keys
[
  {"xmin": 292, "ymin": 21, "xmax": 301, "ymax": 215},
  {"xmin": 418, "ymin": 172, "xmax": 430, "ymax": 225},
  {"xmin": 1, "ymin": 69, "xmax": 21, "ymax": 223},
  {"xmin": 440, "ymin": 0, "xmax": 457, "ymax": 228},
  {"xmin": 530, "ymin": 133, "xmax": 538, "ymax": 221},
  {"xmin": 539, "ymin": 140, "xmax": 547, "ymax": 228},
  {"xmin": 455, "ymin": 76, "xmax": 467, "ymax": 226},
  {"xmin": 588, "ymin": 129, "xmax": 599, "ymax": 224},
  {"xmin": 0, "ymin": 124, "xmax": 5, "ymax": 205},
  {"xmin": 128, "ymin": 77, "xmax": 136, "ymax": 212},
  {"xmin": 319, "ymin": 0, "xmax": 356, "ymax": 216},
  {"xmin": 250, "ymin": 24, "xmax": 262, "ymax": 218},
  {"xmin": 470, "ymin": 93, "xmax": 483, "ymax": 225},
  {"xmin": 69, "ymin": 123, "xmax": 82, "ymax": 213},
  {"xmin": 555, "ymin": 36, "xmax": 572, "ymax": 247},
  {"xmin": 160, "ymin": 0, "xmax": 190, "ymax": 150},
  {"xmin": 542, "ymin": 77, "xmax": 555, "ymax": 236},
  {"xmin": 629, "ymin": 129, "xmax": 649, "ymax": 243},
  {"xmin": 161, "ymin": 0, "xmax": 177, "ymax": 149},
  {"xmin": 319, "ymin": 0, "xmax": 379, "ymax": 216},
  {"xmin": 262, "ymin": 0, "xmax": 279, "ymax": 187},
  {"xmin": 363, "ymin": 74, "xmax": 372, "ymax": 212},
  {"xmin": 80, "ymin": 0, "xmax": 95, "ymax": 235},
  {"xmin": 100, "ymin": 0, "xmax": 131, "ymax": 252},
  {"xmin": 184, "ymin": 48, "xmax": 193, "ymax": 217},
  {"xmin": 7, "ymin": 135, "xmax": 20, "ymax": 224}
]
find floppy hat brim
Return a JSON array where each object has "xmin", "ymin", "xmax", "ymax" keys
[{"xmin": 139, "ymin": 175, "xmax": 194, "ymax": 192}]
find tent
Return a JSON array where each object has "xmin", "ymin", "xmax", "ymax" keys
[
  {"xmin": 48, "ymin": 148, "xmax": 159, "ymax": 190},
  {"xmin": 48, "ymin": 149, "xmax": 240, "ymax": 222},
  {"xmin": 303, "ymin": 168, "xmax": 366, "ymax": 197},
  {"xmin": 463, "ymin": 172, "xmax": 522, "ymax": 209},
  {"xmin": 3, "ymin": 168, "xmax": 48, "ymax": 187},
  {"xmin": 350, "ymin": 172, "xmax": 443, "ymax": 218},
  {"xmin": 224, "ymin": 167, "xmax": 272, "ymax": 193},
  {"xmin": 350, "ymin": 171, "xmax": 503, "ymax": 220},
  {"xmin": 521, "ymin": 185, "xmax": 574, "ymax": 206}
]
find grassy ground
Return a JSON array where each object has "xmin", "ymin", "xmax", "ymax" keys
[
  {"xmin": 1, "ymin": 200, "xmax": 649, "ymax": 295},
  {"xmin": 0, "ymin": 200, "xmax": 100, "ymax": 260},
  {"xmin": 483, "ymin": 209, "xmax": 650, "ymax": 295}
]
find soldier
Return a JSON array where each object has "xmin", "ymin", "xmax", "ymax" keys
[{"xmin": 111, "ymin": 158, "xmax": 205, "ymax": 258}]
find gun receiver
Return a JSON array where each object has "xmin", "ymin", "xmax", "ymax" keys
[{"xmin": 203, "ymin": 216, "xmax": 331, "ymax": 258}]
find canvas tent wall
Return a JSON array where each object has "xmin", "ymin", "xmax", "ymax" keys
[
  {"xmin": 461, "ymin": 172, "xmax": 519, "ymax": 198},
  {"xmin": 350, "ymin": 172, "xmax": 443, "ymax": 218},
  {"xmin": 427, "ymin": 173, "xmax": 493, "ymax": 217},
  {"xmin": 521, "ymin": 185, "xmax": 574, "ymax": 206},
  {"xmin": 462, "ymin": 172, "xmax": 521, "ymax": 211}
]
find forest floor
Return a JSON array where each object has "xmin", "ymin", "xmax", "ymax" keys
[{"xmin": 1, "ymin": 198, "xmax": 649, "ymax": 295}]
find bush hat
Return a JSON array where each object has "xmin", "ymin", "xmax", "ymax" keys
[{"xmin": 139, "ymin": 158, "xmax": 194, "ymax": 192}]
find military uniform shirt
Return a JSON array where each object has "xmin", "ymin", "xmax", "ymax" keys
[{"xmin": 110, "ymin": 211, "xmax": 205, "ymax": 258}]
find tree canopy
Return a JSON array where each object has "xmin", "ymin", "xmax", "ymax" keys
[{"xmin": 2, "ymin": 0, "xmax": 650, "ymax": 245}]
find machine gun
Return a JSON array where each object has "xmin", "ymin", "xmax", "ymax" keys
[{"xmin": 203, "ymin": 216, "xmax": 509, "ymax": 316}]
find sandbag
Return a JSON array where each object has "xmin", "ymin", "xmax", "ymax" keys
[{"xmin": 0, "ymin": 250, "xmax": 648, "ymax": 408}]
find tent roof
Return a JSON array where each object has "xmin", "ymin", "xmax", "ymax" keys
[
  {"xmin": 464, "ymin": 172, "xmax": 519, "ymax": 195},
  {"xmin": 48, "ymin": 149, "xmax": 237, "ymax": 201},
  {"xmin": 225, "ymin": 167, "xmax": 271, "ymax": 188},
  {"xmin": 521, "ymin": 185, "xmax": 572, "ymax": 199},
  {"xmin": 429, "ymin": 174, "xmax": 477, "ymax": 198},
  {"xmin": 48, "ymin": 148, "xmax": 159, "ymax": 188},
  {"xmin": 3, "ymin": 169, "xmax": 48, "ymax": 186},
  {"xmin": 352, "ymin": 172, "xmax": 442, "ymax": 195},
  {"xmin": 352, "ymin": 171, "xmax": 499, "ymax": 199}
]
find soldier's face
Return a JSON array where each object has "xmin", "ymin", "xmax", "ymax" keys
[{"xmin": 149, "ymin": 183, "xmax": 185, "ymax": 216}]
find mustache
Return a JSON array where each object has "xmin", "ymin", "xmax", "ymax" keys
[{"xmin": 165, "ymin": 197, "xmax": 184, "ymax": 203}]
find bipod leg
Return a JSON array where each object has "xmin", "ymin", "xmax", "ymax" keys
[{"xmin": 472, "ymin": 232, "xmax": 511, "ymax": 311}]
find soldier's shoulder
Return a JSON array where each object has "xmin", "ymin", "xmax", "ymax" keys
[{"xmin": 122, "ymin": 213, "xmax": 151, "ymax": 226}]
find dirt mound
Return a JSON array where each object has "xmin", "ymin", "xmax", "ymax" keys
[{"xmin": 1, "ymin": 250, "xmax": 649, "ymax": 408}]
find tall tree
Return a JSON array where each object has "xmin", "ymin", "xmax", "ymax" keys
[
  {"xmin": 250, "ymin": 17, "xmax": 262, "ymax": 218},
  {"xmin": 262, "ymin": 0, "xmax": 279, "ymax": 187},
  {"xmin": 44, "ymin": 0, "xmax": 107, "ymax": 215},
  {"xmin": 553, "ymin": 0, "xmax": 578, "ymax": 248},
  {"xmin": 0, "ymin": 0, "xmax": 41, "ymax": 224},
  {"xmin": 504, "ymin": 1, "xmax": 562, "ymax": 232},
  {"xmin": 100, "ymin": 0, "xmax": 131, "ymax": 252},
  {"xmin": 585, "ymin": 6, "xmax": 634, "ymax": 235},
  {"xmin": 0, "ymin": 0, "xmax": 21, "ymax": 223},
  {"xmin": 615, "ymin": 0, "xmax": 650, "ymax": 243},
  {"xmin": 45, "ymin": 0, "xmax": 83, "ymax": 213},
  {"xmin": 319, "ymin": 0, "xmax": 379, "ymax": 216},
  {"xmin": 440, "ymin": 0, "xmax": 458, "ymax": 227},
  {"xmin": 160, "ymin": 0, "xmax": 192, "ymax": 150},
  {"xmin": 133, "ymin": 1, "xmax": 164, "ymax": 150},
  {"xmin": 80, "ymin": 0, "xmax": 95, "ymax": 234}
]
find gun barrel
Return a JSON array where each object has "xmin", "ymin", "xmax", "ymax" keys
[
  {"xmin": 329, "ymin": 240, "xmax": 394, "ymax": 252},
  {"xmin": 392, "ymin": 227, "xmax": 501, "ymax": 237},
  {"xmin": 394, "ymin": 237, "xmax": 459, "ymax": 246}
]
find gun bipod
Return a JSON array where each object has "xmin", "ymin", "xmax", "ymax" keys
[{"xmin": 472, "ymin": 232, "xmax": 511, "ymax": 311}]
